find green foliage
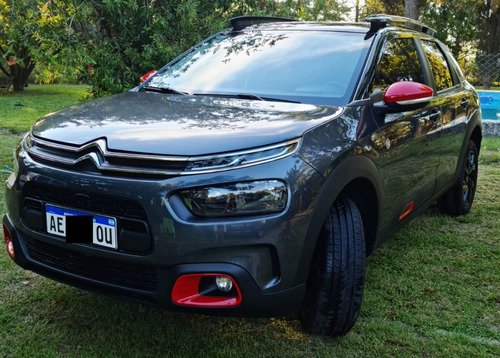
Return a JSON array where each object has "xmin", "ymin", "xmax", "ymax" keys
[
  {"xmin": 75, "ymin": 0, "xmax": 229, "ymax": 97},
  {"xmin": 30, "ymin": 60, "xmax": 80, "ymax": 84},
  {"xmin": 362, "ymin": 0, "xmax": 405, "ymax": 18},
  {"xmin": 421, "ymin": 0, "xmax": 479, "ymax": 59}
]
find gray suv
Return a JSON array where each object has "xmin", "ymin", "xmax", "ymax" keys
[{"xmin": 3, "ymin": 15, "xmax": 481, "ymax": 336}]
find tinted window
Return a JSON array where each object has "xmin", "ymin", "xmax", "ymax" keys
[
  {"xmin": 421, "ymin": 40, "xmax": 454, "ymax": 91},
  {"xmin": 149, "ymin": 31, "xmax": 371, "ymax": 105},
  {"xmin": 371, "ymin": 38, "xmax": 425, "ymax": 92}
]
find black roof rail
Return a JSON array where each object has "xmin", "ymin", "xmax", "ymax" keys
[
  {"xmin": 365, "ymin": 14, "xmax": 436, "ymax": 36},
  {"xmin": 228, "ymin": 16, "xmax": 298, "ymax": 31}
]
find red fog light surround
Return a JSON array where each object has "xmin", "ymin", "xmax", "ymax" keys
[
  {"xmin": 171, "ymin": 274, "xmax": 242, "ymax": 307},
  {"xmin": 3, "ymin": 224, "xmax": 15, "ymax": 259}
]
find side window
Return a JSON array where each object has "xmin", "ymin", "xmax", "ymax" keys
[
  {"xmin": 370, "ymin": 38, "xmax": 425, "ymax": 93},
  {"xmin": 421, "ymin": 40, "xmax": 454, "ymax": 91}
]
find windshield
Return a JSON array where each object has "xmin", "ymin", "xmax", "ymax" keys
[{"xmin": 148, "ymin": 30, "xmax": 371, "ymax": 106}]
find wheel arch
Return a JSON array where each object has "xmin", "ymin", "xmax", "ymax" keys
[
  {"xmin": 338, "ymin": 177, "xmax": 379, "ymax": 255},
  {"xmin": 452, "ymin": 110, "xmax": 482, "ymax": 181},
  {"xmin": 295, "ymin": 155, "xmax": 382, "ymax": 284},
  {"xmin": 469, "ymin": 124, "xmax": 482, "ymax": 155}
]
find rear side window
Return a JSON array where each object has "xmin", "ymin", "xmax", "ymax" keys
[
  {"xmin": 370, "ymin": 38, "xmax": 425, "ymax": 92},
  {"xmin": 421, "ymin": 40, "xmax": 454, "ymax": 91}
]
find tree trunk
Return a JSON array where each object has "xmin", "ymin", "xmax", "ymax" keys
[
  {"xmin": 10, "ymin": 62, "xmax": 34, "ymax": 92},
  {"xmin": 13, "ymin": 76, "xmax": 26, "ymax": 92},
  {"xmin": 405, "ymin": 0, "xmax": 419, "ymax": 20}
]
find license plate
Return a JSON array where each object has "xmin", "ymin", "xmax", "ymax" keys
[{"xmin": 46, "ymin": 205, "xmax": 117, "ymax": 249}]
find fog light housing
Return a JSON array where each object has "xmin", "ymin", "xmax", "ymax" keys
[
  {"xmin": 215, "ymin": 276, "xmax": 233, "ymax": 292},
  {"xmin": 3, "ymin": 224, "xmax": 15, "ymax": 259},
  {"xmin": 171, "ymin": 273, "xmax": 242, "ymax": 307}
]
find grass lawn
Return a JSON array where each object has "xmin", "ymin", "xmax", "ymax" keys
[
  {"xmin": 1, "ymin": 85, "xmax": 499, "ymax": 357},
  {"xmin": 0, "ymin": 84, "xmax": 89, "ymax": 134}
]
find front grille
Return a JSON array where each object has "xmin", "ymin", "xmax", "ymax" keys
[
  {"xmin": 28, "ymin": 136, "xmax": 188, "ymax": 177},
  {"xmin": 26, "ymin": 239, "xmax": 159, "ymax": 292},
  {"xmin": 24, "ymin": 182, "xmax": 147, "ymax": 220}
]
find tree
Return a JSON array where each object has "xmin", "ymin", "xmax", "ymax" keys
[
  {"xmin": 478, "ymin": 0, "xmax": 500, "ymax": 54},
  {"xmin": 476, "ymin": 0, "xmax": 500, "ymax": 89},
  {"xmin": 362, "ymin": 0, "xmax": 427, "ymax": 19},
  {"xmin": 421, "ymin": 0, "xmax": 479, "ymax": 58},
  {"xmin": 0, "ymin": 0, "xmax": 81, "ymax": 92},
  {"xmin": 363, "ymin": 0, "xmax": 404, "ymax": 17},
  {"xmin": 405, "ymin": 0, "xmax": 419, "ymax": 19}
]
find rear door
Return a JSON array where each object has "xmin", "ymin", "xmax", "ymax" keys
[{"xmin": 418, "ymin": 39, "xmax": 475, "ymax": 191}]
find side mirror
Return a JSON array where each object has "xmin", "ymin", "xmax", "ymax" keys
[
  {"xmin": 140, "ymin": 70, "xmax": 158, "ymax": 83},
  {"xmin": 372, "ymin": 81, "xmax": 434, "ymax": 114}
]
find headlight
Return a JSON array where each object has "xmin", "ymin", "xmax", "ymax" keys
[
  {"xmin": 180, "ymin": 180, "xmax": 288, "ymax": 217},
  {"xmin": 12, "ymin": 133, "xmax": 30, "ymax": 176},
  {"xmin": 12, "ymin": 146, "xmax": 20, "ymax": 176},
  {"xmin": 184, "ymin": 139, "xmax": 300, "ymax": 174}
]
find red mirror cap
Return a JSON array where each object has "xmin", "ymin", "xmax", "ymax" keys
[
  {"xmin": 384, "ymin": 81, "xmax": 434, "ymax": 105},
  {"xmin": 140, "ymin": 70, "xmax": 158, "ymax": 83}
]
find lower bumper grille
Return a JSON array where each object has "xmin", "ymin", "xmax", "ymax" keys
[{"xmin": 26, "ymin": 239, "xmax": 159, "ymax": 292}]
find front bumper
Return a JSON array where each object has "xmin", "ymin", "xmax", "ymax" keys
[
  {"xmin": 4, "ymin": 213, "xmax": 305, "ymax": 315},
  {"xmin": 3, "ymin": 149, "xmax": 323, "ymax": 316}
]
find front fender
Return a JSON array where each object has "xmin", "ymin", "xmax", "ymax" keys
[{"xmin": 295, "ymin": 154, "xmax": 383, "ymax": 284}]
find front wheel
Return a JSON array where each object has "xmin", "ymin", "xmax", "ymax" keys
[
  {"xmin": 300, "ymin": 198, "xmax": 366, "ymax": 337},
  {"xmin": 438, "ymin": 140, "xmax": 478, "ymax": 216}
]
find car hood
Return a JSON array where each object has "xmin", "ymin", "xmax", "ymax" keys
[{"xmin": 32, "ymin": 92, "xmax": 343, "ymax": 156}]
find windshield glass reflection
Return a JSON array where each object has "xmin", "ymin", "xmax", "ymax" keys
[{"xmin": 150, "ymin": 31, "xmax": 371, "ymax": 105}]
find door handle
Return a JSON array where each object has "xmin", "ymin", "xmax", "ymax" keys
[{"xmin": 461, "ymin": 98, "xmax": 469, "ymax": 109}]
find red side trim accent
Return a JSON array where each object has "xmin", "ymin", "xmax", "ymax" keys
[
  {"xmin": 171, "ymin": 274, "xmax": 242, "ymax": 307},
  {"xmin": 399, "ymin": 201, "xmax": 414, "ymax": 221}
]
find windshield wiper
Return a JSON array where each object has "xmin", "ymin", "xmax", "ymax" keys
[
  {"xmin": 193, "ymin": 92, "xmax": 301, "ymax": 104},
  {"xmin": 143, "ymin": 86, "xmax": 188, "ymax": 96},
  {"xmin": 236, "ymin": 93, "xmax": 265, "ymax": 101}
]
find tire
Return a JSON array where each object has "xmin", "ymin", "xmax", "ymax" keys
[
  {"xmin": 438, "ymin": 140, "xmax": 478, "ymax": 216},
  {"xmin": 300, "ymin": 198, "xmax": 366, "ymax": 337}
]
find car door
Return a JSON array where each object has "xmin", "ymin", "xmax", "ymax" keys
[
  {"xmin": 418, "ymin": 39, "xmax": 475, "ymax": 191},
  {"xmin": 367, "ymin": 34, "xmax": 442, "ymax": 232}
]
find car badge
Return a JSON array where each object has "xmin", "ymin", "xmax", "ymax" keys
[{"xmin": 75, "ymin": 152, "xmax": 102, "ymax": 168}]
